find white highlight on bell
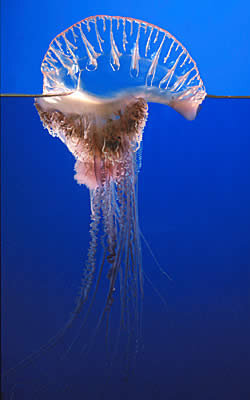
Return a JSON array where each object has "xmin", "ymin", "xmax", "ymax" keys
[
  {"xmin": 37, "ymin": 91, "xmax": 131, "ymax": 117},
  {"xmin": 37, "ymin": 87, "xmax": 200, "ymax": 121}
]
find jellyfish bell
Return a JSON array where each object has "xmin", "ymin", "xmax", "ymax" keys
[
  {"xmin": 36, "ymin": 15, "xmax": 206, "ymax": 186},
  {"xmin": 34, "ymin": 15, "xmax": 206, "ymax": 357},
  {"xmin": 37, "ymin": 16, "xmax": 205, "ymax": 116}
]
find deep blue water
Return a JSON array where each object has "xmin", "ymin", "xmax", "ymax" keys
[{"xmin": 1, "ymin": 96, "xmax": 250, "ymax": 399}]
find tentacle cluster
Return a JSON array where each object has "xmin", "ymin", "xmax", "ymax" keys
[
  {"xmin": 83, "ymin": 150, "xmax": 143, "ymax": 353},
  {"xmin": 35, "ymin": 94, "xmax": 148, "ymax": 359}
]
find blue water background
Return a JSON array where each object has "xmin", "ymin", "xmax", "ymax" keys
[{"xmin": 1, "ymin": 1, "xmax": 250, "ymax": 399}]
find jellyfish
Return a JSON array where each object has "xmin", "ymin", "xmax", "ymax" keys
[
  {"xmin": 33, "ymin": 16, "xmax": 208, "ymax": 355},
  {"xmin": 30, "ymin": 15, "xmax": 206, "ymax": 352},
  {"xmin": 3, "ymin": 16, "xmax": 249, "ymax": 382}
]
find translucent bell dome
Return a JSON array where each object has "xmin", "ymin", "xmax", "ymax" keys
[{"xmin": 40, "ymin": 15, "xmax": 206, "ymax": 120}]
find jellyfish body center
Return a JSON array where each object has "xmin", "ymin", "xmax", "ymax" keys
[{"xmin": 35, "ymin": 92, "xmax": 148, "ymax": 188}]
